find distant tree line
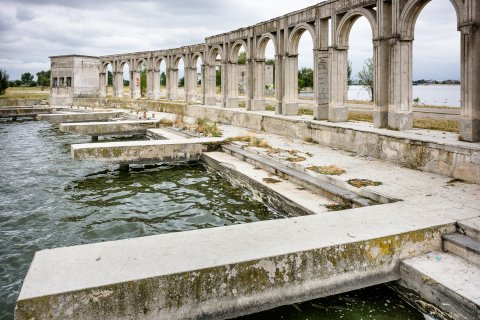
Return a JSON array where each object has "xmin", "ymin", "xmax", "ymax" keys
[{"xmin": 0, "ymin": 69, "xmax": 53, "ymax": 95}]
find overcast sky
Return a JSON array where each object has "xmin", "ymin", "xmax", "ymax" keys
[{"xmin": 0, "ymin": 0, "xmax": 459, "ymax": 81}]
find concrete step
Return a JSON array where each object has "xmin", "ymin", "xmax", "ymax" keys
[
  {"xmin": 222, "ymin": 144, "xmax": 374, "ymax": 207},
  {"xmin": 399, "ymin": 251, "xmax": 480, "ymax": 320},
  {"xmin": 443, "ymin": 233, "xmax": 480, "ymax": 266},
  {"xmin": 458, "ymin": 217, "xmax": 480, "ymax": 241}
]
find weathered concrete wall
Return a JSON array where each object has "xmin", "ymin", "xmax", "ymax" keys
[
  {"xmin": 0, "ymin": 99, "xmax": 46, "ymax": 107},
  {"xmin": 59, "ymin": 120, "xmax": 160, "ymax": 136},
  {"xmin": 73, "ymin": 98, "xmax": 187, "ymax": 114}
]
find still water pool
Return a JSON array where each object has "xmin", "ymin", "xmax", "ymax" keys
[{"xmin": 0, "ymin": 120, "xmax": 430, "ymax": 319}]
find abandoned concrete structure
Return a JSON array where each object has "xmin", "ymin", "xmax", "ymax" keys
[{"xmin": 50, "ymin": 0, "xmax": 480, "ymax": 141}]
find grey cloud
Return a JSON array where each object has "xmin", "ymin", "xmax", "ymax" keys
[{"xmin": 15, "ymin": 6, "xmax": 36, "ymax": 21}]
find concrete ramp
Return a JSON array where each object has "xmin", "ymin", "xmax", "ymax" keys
[
  {"xmin": 37, "ymin": 111, "xmax": 124, "ymax": 123},
  {"xmin": 71, "ymin": 138, "xmax": 224, "ymax": 164},
  {"xmin": 59, "ymin": 120, "xmax": 160, "ymax": 136}
]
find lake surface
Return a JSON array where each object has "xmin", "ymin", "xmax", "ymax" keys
[
  {"xmin": 0, "ymin": 120, "xmax": 431, "ymax": 320},
  {"xmin": 300, "ymin": 84, "xmax": 461, "ymax": 107}
]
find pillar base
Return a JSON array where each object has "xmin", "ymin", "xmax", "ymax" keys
[
  {"xmin": 132, "ymin": 93, "xmax": 141, "ymax": 100},
  {"xmin": 226, "ymin": 97, "xmax": 240, "ymax": 108},
  {"xmin": 205, "ymin": 96, "xmax": 216, "ymax": 106},
  {"xmin": 373, "ymin": 110, "xmax": 388, "ymax": 128},
  {"xmin": 328, "ymin": 107, "xmax": 348, "ymax": 122},
  {"xmin": 459, "ymin": 119, "xmax": 480, "ymax": 142},
  {"xmin": 388, "ymin": 111, "xmax": 413, "ymax": 131},
  {"xmin": 282, "ymin": 102, "xmax": 298, "ymax": 116},
  {"xmin": 313, "ymin": 104, "xmax": 328, "ymax": 120},
  {"xmin": 252, "ymin": 99, "xmax": 265, "ymax": 111},
  {"xmin": 152, "ymin": 93, "xmax": 161, "ymax": 101}
]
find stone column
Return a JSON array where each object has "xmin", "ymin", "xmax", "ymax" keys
[
  {"xmin": 459, "ymin": 25, "xmax": 480, "ymax": 142},
  {"xmin": 313, "ymin": 49, "xmax": 329, "ymax": 120},
  {"xmin": 252, "ymin": 59, "xmax": 266, "ymax": 111},
  {"xmin": 131, "ymin": 71, "xmax": 141, "ymax": 99},
  {"xmin": 373, "ymin": 39, "xmax": 389, "ymax": 128},
  {"xmin": 147, "ymin": 67, "xmax": 154, "ymax": 100},
  {"xmin": 113, "ymin": 72, "xmax": 123, "ymax": 98},
  {"xmin": 152, "ymin": 69, "xmax": 161, "ymax": 100},
  {"xmin": 282, "ymin": 54, "xmax": 299, "ymax": 116},
  {"xmin": 204, "ymin": 64, "xmax": 216, "ymax": 105},
  {"xmin": 328, "ymin": 48, "xmax": 348, "ymax": 122},
  {"xmin": 99, "ymin": 72, "xmax": 107, "ymax": 97},
  {"xmin": 185, "ymin": 66, "xmax": 196, "ymax": 103},
  {"xmin": 169, "ymin": 68, "xmax": 179, "ymax": 100},
  {"xmin": 275, "ymin": 55, "xmax": 283, "ymax": 114},
  {"xmin": 220, "ymin": 63, "xmax": 227, "ymax": 108},
  {"xmin": 388, "ymin": 38, "xmax": 413, "ymax": 130},
  {"xmin": 226, "ymin": 62, "xmax": 239, "ymax": 108}
]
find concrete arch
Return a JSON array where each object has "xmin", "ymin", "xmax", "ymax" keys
[
  {"xmin": 229, "ymin": 39, "xmax": 248, "ymax": 63},
  {"xmin": 336, "ymin": 8, "xmax": 378, "ymax": 48},
  {"xmin": 288, "ymin": 23, "xmax": 316, "ymax": 55},
  {"xmin": 101, "ymin": 61, "xmax": 113, "ymax": 73},
  {"xmin": 398, "ymin": 0, "xmax": 461, "ymax": 40},
  {"xmin": 119, "ymin": 60, "xmax": 130, "ymax": 70},
  {"xmin": 208, "ymin": 45, "xmax": 223, "ymax": 65},
  {"xmin": 135, "ymin": 58, "xmax": 148, "ymax": 71},
  {"xmin": 256, "ymin": 33, "xmax": 277, "ymax": 60},
  {"xmin": 173, "ymin": 55, "xmax": 185, "ymax": 69},
  {"xmin": 191, "ymin": 52, "xmax": 203, "ymax": 67},
  {"xmin": 154, "ymin": 57, "xmax": 167, "ymax": 70}
]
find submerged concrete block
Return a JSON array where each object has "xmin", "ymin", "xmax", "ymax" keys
[{"xmin": 71, "ymin": 138, "xmax": 224, "ymax": 164}]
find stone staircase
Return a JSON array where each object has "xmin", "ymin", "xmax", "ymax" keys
[{"xmin": 399, "ymin": 217, "xmax": 480, "ymax": 319}]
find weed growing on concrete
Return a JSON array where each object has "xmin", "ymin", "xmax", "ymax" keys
[
  {"xmin": 158, "ymin": 118, "xmax": 174, "ymax": 127},
  {"xmin": 287, "ymin": 156, "xmax": 306, "ymax": 162},
  {"xmin": 304, "ymin": 137, "xmax": 318, "ymax": 144},
  {"xmin": 227, "ymin": 136, "xmax": 270, "ymax": 148},
  {"xmin": 174, "ymin": 114, "xmax": 186, "ymax": 129},
  {"xmin": 263, "ymin": 177, "xmax": 282, "ymax": 184},
  {"xmin": 195, "ymin": 117, "xmax": 222, "ymax": 137},
  {"xmin": 308, "ymin": 165, "xmax": 346, "ymax": 175},
  {"xmin": 347, "ymin": 179, "xmax": 382, "ymax": 188},
  {"xmin": 265, "ymin": 104, "xmax": 275, "ymax": 111},
  {"xmin": 325, "ymin": 203, "xmax": 351, "ymax": 211}
]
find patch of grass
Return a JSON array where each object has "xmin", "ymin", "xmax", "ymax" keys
[
  {"xmin": 265, "ymin": 104, "xmax": 275, "ymax": 111},
  {"xmin": 298, "ymin": 108, "xmax": 314, "ymax": 116},
  {"xmin": 348, "ymin": 111, "xmax": 373, "ymax": 122},
  {"xmin": 413, "ymin": 118, "xmax": 459, "ymax": 133},
  {"xmin": 195, "ymin": 117, "xmax": 222, "ymax": 137},
  {"xmin": 174, "ymin": 114, "xmax": 186, "ymax": 129},
  {"xmin": 347, "ymin": 99, "xmax": 373, "ymax": 105},
  {"xmin": 263, "ymin": 177, "xmax": 282, "ymax": 184},
  {"xmin": 446, "ymin": 178, "xmax": 470, "ymax": 186},
  {"xmin": 158, "ymin": 118, "xmax": 174, "ymax": 126},
  {"xmin": 238, "ymin": 101, "xmax": 246, "ymax": 108},
  {"xmin": 325, "ymin": 203, "xmax": 351, "ymax": 211},
  {"xmin": 347, "ymin": 179, "xmax": 382, "ymax": 188},
  {"xmin": 304, "ymin": 137, "xmax": 318, "ymax": 144},
  {"xmin": 228, "ymin": 136, "xmax": 270, "ymax": 148},
  {"xmin": 1, "ymin": 87, "xmax": 50, "ymax": 100},
  {"xmin": 287, "ymin": 156, "xmax": 306, "ymax": 162},
  {"xmin": 308, "ymin": 165, "xmax": 346, "ymax": 175}
]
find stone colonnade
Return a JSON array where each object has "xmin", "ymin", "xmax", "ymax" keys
[{"xmin": 98, "ymin": 0, "xmax": 480, "ymax": 142}]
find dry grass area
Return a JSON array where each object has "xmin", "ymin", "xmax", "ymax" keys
[
  {"xmin": 263, "ymin": 177, "xmax": 282, "ymax": 184},
  {"xmin": 348, "ymin": 111, "xmax": 374, "ymax": 122},
  {"xmin": 195, "ymin": 117, "xmax": 222, "ymax": 137},
  {"xmin": 308, "ymin": 165, "xmax": 346, "ymax": 176},
  {"xmin": 228, "ymin": 136, "xmax": 270, "ymax": 148},
  {"xmin": 158, "ymin": 118, "xmax": 174, "ymax": 126},
  {"xmin": 304, "ymin": 137, "xmax": 319, "ymax": 144},
  {"xmin": 265, "ymin": 104, "xmax": 275, "ymax": 111},
  {"xmin": 1, "ymin": 87, "xmax": 50, "ymax": 99},
  {"xmin": 347, "ymin": 99, "xmax": 373, "ymax": 105},
  {"xmin": 298, "ymin": 108, "xmax": 314, "ymax": 116},
  {"xmin": 347, "ymin": 179, "xmax": 382, "ymax": 188},
  {"xmin": 413, "ymin": 118, "xmax": 459, "ymax": 133}
]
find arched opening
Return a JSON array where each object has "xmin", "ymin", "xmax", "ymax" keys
[
  {"xmin": 193, "ymin": 54, "xmax": 203, "ymax": 103},
  {"xmin": 228, "ymin": 41, "xmax": 247, "ymax": 108},
  {"xmin": 286, "ymin": 24, "xmax": 315, "ymax": 116},
  {"xmin": 120, "ymin": 61, "xmax": 130, "ymax": 98},
  {"xmin": 255, "ymin": 35, "xmax": 276, "ymax": 111},
  {"xmin": 157, "ymin": 59, "xmax": 167, "ymax": 99},
  {"xmin": 173, "ymin": 56, "xmax": 185, "ymax": 101},
  {"xmin": 106, "ymin": 63, "xmax": 113, "ymax": 97},
  {"xmin": 412, "ymin": 0, "xmax": 460, "ymax": 109},
  {"xmin": 346, "ymin": 16, "xmax": 374, "ymax": 105},
  {"xmin": 138, "ymin": 60, "xmax": 147, "ymax": 98},
  {"xmin": 205, "ymin": 46, "xmax": 223, "ymax": 106}
]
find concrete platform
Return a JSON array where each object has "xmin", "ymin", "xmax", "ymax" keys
[
  {"xmin": 0, "ymin": 107, "xmax": 60, "ymax": 117},
  {"xmin": 71, "ymin": 138, "xmax": 224, "ymax": 164},
  {"xmin": 146, "ymin": 128, "xmax": 188, "ymax": 140},
  {"xmin": 399, "ymin": 251, "xmax": 480, "ymax": 320},
  {"xmin": 37, "ymin": 111, "xmax": 124, "ymax": 123},
  {"xmin": 59, "ymin": 120, "xmax": 160, "ymax": 136}
]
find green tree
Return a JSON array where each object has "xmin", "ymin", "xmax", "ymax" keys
[
  {"xmin": 347, "ymin": 60, "xmax": 353, "ymax": 85},
  {"xmin": 357, "ymin": 58, "xmax": 374, "ymax": 102},
  {"xmin": 179, "ymin": 76, "xmax": 185, "ymax": 87},
  {"xmin": 108, "ymin": 71, "xmax": 113, "ymax": 86},
  {"xmin": 140, "ymin": 65, "xmax": 147, "ymax": 97},
  {"xmin": 21, "ymin": 72, "xmax": 34, "ymax": 85},
  {"xmin": 123, "ymin": 79, "xmax": 130, "ymax": 86},
  {"xmin": 216, "ymin": 67, "xmax": 221, "ymax": 87},
  {"xmin": 160, "ymin": 72, "xmax": 166, "ymax": 86},
  {"xmin": 36, "ymin": 70, "xmax": 51, "ymax": 90},
  {"xmin": 237, "ymin": 52, "xmax": 246, "ymax": 65},
  {"xmin": 265, "ymin": 59, "xmax": 275, "ymax": 65},
  {"xmin": 0, "ymin": 69, "xmax": 9, "ymax": 95},
  {"xmin": 298, "ymin": 67, "xmax": 313, "ymax": 92}
]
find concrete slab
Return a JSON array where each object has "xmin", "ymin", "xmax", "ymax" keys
[
  {"xmin": 15, "ymin": 203, "xmax": 459, "ymax": 319},
  {"xmin": 146, "ymin": 128, "xmax": 188, "ymax": 140},
  {"xmin": 0, "ymin": 107, "xmax": 60, "ymax": 117},
  {"xmin": 37, "ymin": 111, "xmax": 124, "ymax": 123},
  {"xmin": 71, "ymin": 138, "xmax": 224, "ymax": 164},
  {"xmin": 399, "ymin": 251, "xmax": 480, "ymax": 320},
  {"xmin": 59, "ymin": 120, "xmax": 160, "ymax": 136}
]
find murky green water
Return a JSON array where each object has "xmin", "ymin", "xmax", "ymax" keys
[{"xmin": 0, "ymin": 120, "xmax": 429, "ymax": 320}]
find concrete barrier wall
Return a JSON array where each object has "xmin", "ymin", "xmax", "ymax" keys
[{"xmin": 73, "ymin": 99, "xmax": 480, "ymax": 184}]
